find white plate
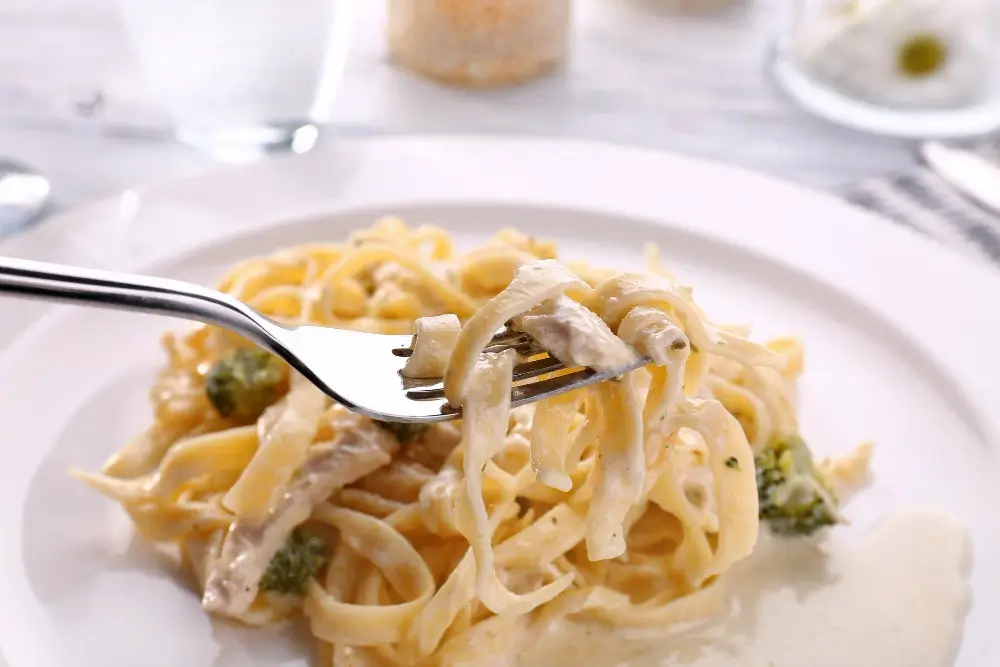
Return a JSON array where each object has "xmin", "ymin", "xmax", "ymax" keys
[{"xmin": 1, "ymin": 136, "xmax": 999, "ymax": 667}]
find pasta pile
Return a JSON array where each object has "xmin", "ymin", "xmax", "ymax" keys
[{"xmin": 73, "ymin": 218, "xmax": 817, "ymax": 666}]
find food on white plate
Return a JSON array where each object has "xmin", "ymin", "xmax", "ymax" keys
[{"xmin": 71, "ymin": 217, "xmax": 970, "ymax": 666}]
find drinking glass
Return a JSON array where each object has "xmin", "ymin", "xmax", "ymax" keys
[
  {"xmin": 767, "ymin": 0, "xmax": 1000, "ymax": 138},
  {"xmin": 119, "ymin": 0, "xmax": 356, "ymax": 161}
]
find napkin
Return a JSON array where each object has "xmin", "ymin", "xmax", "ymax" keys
[{"xmin": 841, "ymin": 143, "xmax": 1000, "ymax": 268}]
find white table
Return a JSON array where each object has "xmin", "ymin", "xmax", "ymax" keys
[{"xmin": 0, "ymin": 0, "xmax": 917, "ymax": 216}]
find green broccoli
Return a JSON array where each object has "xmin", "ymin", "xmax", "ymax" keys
[
  {"xmin": 259, "ymin": 528, "xmax": 331, "ymax": 595},
  {"xmin": 205, "ymin": 348, "xmax": 288, "ymax": 422},
  {"xmin": 373, "ymin": 419, "xmax": 430, "ymax": 444},
  {"xmin": 754, "ymin": 434, "xmax": 840, "ymax": 537}
]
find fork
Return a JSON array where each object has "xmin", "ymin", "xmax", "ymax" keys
[{"xmin": 0, "ymin": 257, "xmax": 650, "ymax": 423}]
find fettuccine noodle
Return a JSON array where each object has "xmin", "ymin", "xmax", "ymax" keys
[{"xmin": 72, "ymin": 217, "xmax": 847, "ymax": 666}]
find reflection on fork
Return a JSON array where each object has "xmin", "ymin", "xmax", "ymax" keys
[{"xmin": 0, "ymin": 160, "xmax": 51, "ymax": 239}]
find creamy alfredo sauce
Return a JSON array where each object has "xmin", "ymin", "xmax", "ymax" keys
[{"xmin": 519, "ymin": 511, "xmax": 971, "ymax": 667}]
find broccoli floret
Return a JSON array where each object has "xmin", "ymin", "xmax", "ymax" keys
[
  {"xmin": 259, "ymin": 528, "xmax": 330, "ymax": 595},
  {"xmin": 755, "ymin": 434, "xmax": 840, "ymax": 537},
  {"xmin": 205, "ymin": 348, "xmax": 287, "ymax": 422},
  {"xmin": 373, "ymin": 420, "xmax": 430, "ymax": 444}
]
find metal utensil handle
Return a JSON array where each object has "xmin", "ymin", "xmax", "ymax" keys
[{"xmin": 0, "ymin": 256, "xmax": 272, "ymax": 339}]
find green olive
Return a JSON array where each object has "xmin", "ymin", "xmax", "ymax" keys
[{"xmin": 897, "ymin": 34, "xmax": 948, "ymax": 78}]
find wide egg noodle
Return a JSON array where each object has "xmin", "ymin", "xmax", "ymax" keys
[
  {"xmin": 304, "ymin": 505, "xmax": 436, "ymax": 646},
  {"xmin": 401, "ymin": 313, "xmax": 462, "ymax": 379},
  {"xmin": 584, "ymin": 373, "xmax": 645, "ymax": 561},
  {"xmin": 223, "ymin": 376, "xmax": 330, "ymax": 520},
  {"xmin": 455, "ymin": 349, "xmax": 574, "ymax": 615},
  {"xmin": 527, "ymin": 390, "xmax": 582, "ymax": 492}
]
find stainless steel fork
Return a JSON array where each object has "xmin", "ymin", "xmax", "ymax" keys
[{"xmin": 0, "ymin": 257, "xmax": 650, "ymax": 422}]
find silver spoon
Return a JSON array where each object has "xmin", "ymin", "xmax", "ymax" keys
[{"xmin": 0, "ymin": 160, "xmax": 51, "ymax": 239}]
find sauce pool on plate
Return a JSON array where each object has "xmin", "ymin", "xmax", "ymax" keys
[{"xmin": 520, "ymin": 510, "xmax": 971, "ymax": 667}]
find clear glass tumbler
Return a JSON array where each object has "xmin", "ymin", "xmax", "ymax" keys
[
  {"xmin": 119, "ymin": 0, "xmax": 356, "ymax": 161},
  {"xmin": 767, "ymin": 0, "xmax": 1000, "ymax": 138}
]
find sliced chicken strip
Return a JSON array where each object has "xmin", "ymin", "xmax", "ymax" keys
[{"xmin": 203, "ymin": 412, "xmax": 398, "ymax": 617}]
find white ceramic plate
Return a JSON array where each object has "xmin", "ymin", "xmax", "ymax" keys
[{"xmin": 1, "ymin": 137, "xmax": 999, "ymax": 667}]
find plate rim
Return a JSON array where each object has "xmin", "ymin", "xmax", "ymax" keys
[{"xmin": 1, "ymin": 134, "xmax": 996, "ymax": 275}]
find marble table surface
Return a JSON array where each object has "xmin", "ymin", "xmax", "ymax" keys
[{"xmin": 0, "ymin": 0, "xmax": 919, "ymax": 217}]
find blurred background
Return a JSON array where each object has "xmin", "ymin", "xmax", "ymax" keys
[{"xmin": 1, "ymin": 0, "xmax": 998, "ymax": 236}]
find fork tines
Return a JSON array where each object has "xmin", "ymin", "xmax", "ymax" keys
[
  {"xmin": 397, "ymin": 328, "xmax": 568, "ymax": 402},
  {"xmin": 392, "ymin": 327, "xmax": 546, "ymax": 360}
]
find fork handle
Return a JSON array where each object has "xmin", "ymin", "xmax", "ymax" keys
[{"xmin": 0, "ymin": 256, "xmax": 276, "ymax": 343}]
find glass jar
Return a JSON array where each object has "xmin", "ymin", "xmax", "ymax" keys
[
  {"xmin": 387, "ymin": 0, "xmax": 572, "ymax": 87},
  {"xmin": 768, "ymin": 0, "xmax": 1000, "ymax": 138}
]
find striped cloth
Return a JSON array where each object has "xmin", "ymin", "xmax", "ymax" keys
[{"xmin": 841, "ymin": 143, "xmax": 1000, "ymax": 268}]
